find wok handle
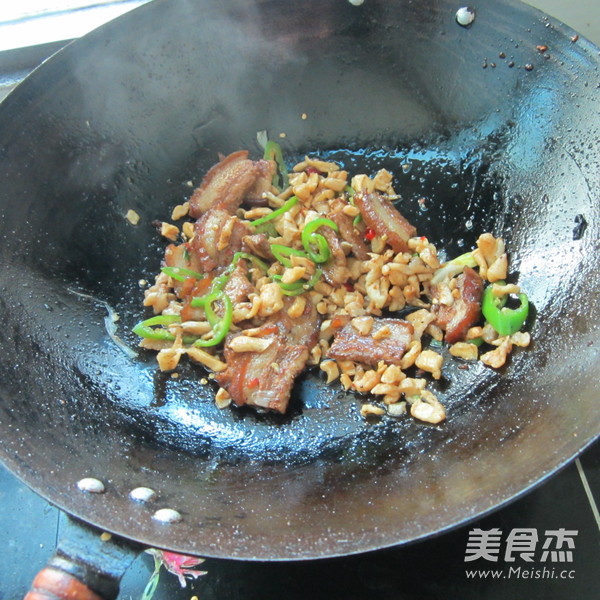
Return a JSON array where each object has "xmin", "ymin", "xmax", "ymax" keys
[
  {"xmin": 24, "ymin": 517, "xmax": 141, "ymax": 600},
  {"xmin": 25, "ymin": 567, "xmax": 106, "ymax": 600}
]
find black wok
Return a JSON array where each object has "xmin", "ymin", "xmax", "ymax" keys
[{"xmin": 0, "ymin": 0, "xmax": 599, "ymax": 597}]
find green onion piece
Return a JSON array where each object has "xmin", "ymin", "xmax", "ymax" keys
[
  {"xmin": 481, "ymin": 282, "xmax": 530, "ymax": 337},
  {"xmin": 264, "ymin": 140, "xmax": 289, "ymax": 189},
  {"xmin": 133, "ymin": 314, "xmax": 181, "ymax": 341},
  {"xmin": 251, "ymin": 196, "xmax": 299, "ymax": 228},
  {"xmin": 270, "ymin": 244, "xmax": 309, "ymax": 268},
  {"xmin": 353, "ymin": 213, "xmax": 362, "ymax": 227},
  {"xmin": 467, "ymin": 337, "xmax": 484, "ymax": 346},
  {"xmin": 345, "ymin": 185, "xmax": 355, "ymax": 199},
  {"xmin": 301, "ymin": 217, "xmax": 338, "ymax": 264},
  {"xmin": 160, "ymin": 266, "xmax": 204, "ymax": 282},
  {"xmin": 193, "ymin": 292, "xmax": 233, "ymax": 347}
]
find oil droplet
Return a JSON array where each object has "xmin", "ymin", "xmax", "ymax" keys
[
  {"xmin": 77, "ymin": 478, "xmax": 105, "ymax": 494},
  {"xmin": 153, "ymin": 508, "xmax": 182, "ymax": 524},
  {"xmin": 129, "ymin": 486, "xmax": 157, "ymax": 503},
  {"xmin": 456, "ymin": 7, "xmax": 476, "ymax": 27}
]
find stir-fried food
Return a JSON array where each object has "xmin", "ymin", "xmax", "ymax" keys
[{"xmin": 135, "ymin": 148, "xmax": 531, "ymax": 422}]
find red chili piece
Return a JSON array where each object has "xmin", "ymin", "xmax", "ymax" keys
[
  {"xmin": 247, "ymin": 377, "xmax": 260, "ymax": 389},
  {"xmin": 305, "ymin": 167, "xmax": 322, "ymax": 175},
  {"xmin": 364, "ymin": 227, "xmax": 376, "ymax": 241}
]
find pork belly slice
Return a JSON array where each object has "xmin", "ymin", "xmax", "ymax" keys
[
  {"xmin": 163, "ymin": 242, "xmax": 203, "ymax": 297},
  {"xmin": 242, "ymin": 233, "xmax": 275, "ymax": 261},
  {"xmin": 245, "ymin": 159, "xmax": 276, "ymax": 205},
  {"xmin": 223, "ymin": 260, "xmax": 254, "ymax": 305},
  {"xmin": 328, "ymin": 200, "xmax": 370, "ymax": 260},
  {"xmin": 354, "ymin": 191, "xmax": 417, "ymax": 254},
  {"xmin": 432, "ymin": 266, "xmax": 483, "ymax": 344},
  {"xmin": 327, "ymin": 318, "xmax": 414, "ymax": 367},
  {"xmin": 189, "ymin": 209, "xmax": 251, "ymax": 273},
  {"xmin": 216, "ymin": 299, "xmax": 319, "ymax": 413},
  {"xmin": 321, "ymin": 225, "xmax": 349, "ymax": 286},
  {"xmin": 189, "ymin": 151, "xmax": 274, "ymax": 217}
]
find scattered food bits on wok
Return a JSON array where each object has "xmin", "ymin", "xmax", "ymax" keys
[{"xmin": 134, "ymin": 146, "xmax": 531, "ymax": 423}]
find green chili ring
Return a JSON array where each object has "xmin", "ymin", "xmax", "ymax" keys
[
  {"xmin": 160, "ymin": 266, "xmax": 204, "ymax": 282},
  {"xmin": 133, "ymin": 314, "xmax": 181, "ymax": 341},
  {"xmin": 301, "ymin": 218, "xmax": 339, "ymax": 264},
  {"xmin": 273, "ymin": 268, "xmax": 323, "ymax": 296},
  {"xmin": 133, "ymin": 314, "xmax": 197, "ymax": 345},
  {"xmin": 270, "ymin": 244, "xmax": 309, "ymax": 268},
  {"xmin": 251, "ymin": 196, "xmax": 298, "ymax": 229},
  {"xmin": 193, "ymin": 291, "xmax": 233, "ymax": 348},
  {"xmin": 482, "ymin": 283, "xmax": 530, "ymax": 337},
  {"xmin": 263, "ymin": 140, "xmax": 289, "ymax": 190}
]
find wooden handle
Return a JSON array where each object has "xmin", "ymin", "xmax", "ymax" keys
[{"xmin": 25, "ymin": 567, "xmax": 105, "ymax": 600}]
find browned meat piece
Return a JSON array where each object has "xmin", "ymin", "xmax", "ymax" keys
[
  {"xmin": 189, "ymin": 209, "xmax": 251, "ymax": 273},
  {"xmin": 245, "ymin": 159, "xmax": 276, "ymax": 205},
  {"xmin": 321, "ymin": 226, "xmax": 349, "ymax": 285},
  {"xmin": 432, "ymin": 266, "xmax": 483, "ymax": 344},
  {"xmin": 189, "ymin": 151, "xmax": 262, "ymax": 217},
  {"xmin": 216, "ymin": 298, "xmax": 320, "ymax": 413},
  {"xmin": 223, "ymin": 260, "xmax": 254, "ymax": 305},
  {"xmin": 327, "ymin": 318, "xmax": 414, "ymax": 367},
  {"xmin": 354, "ymin": 191, "xmax": 417, "ymax": 254},
  {"xmin": 242, "ymin": 233, "xmax": 275, "ymax": 261},
  {"xmin": 328, "ymin": 200, "xmax": 370, "ymax": 260},
  {"xmin": 163, "ymin": 242, "xmax": 203, "ymax": 297}
]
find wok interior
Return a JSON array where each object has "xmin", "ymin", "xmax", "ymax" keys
[{"xmin": 0, "ymin": 0, "xmax": 598, "ymax": 559}]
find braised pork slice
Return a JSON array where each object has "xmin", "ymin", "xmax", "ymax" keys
[
  {"xmin": 189, "ymin": 209, "xmax": 251, "ymax": 273},
  {"xmin": 216, "ymin": 298, "xmax": 320, "ymax": 413},
  {"xmin": 327, "ymin": 318, "xmax": 414, "ymax": 367},
  {"xmin": 245, "ymin": 159, "xmax": 276, "ymax": 205},
  {"xmin": 223, "ymin": 260, "xmax": 254, "ymax": 305},
  {"xmin": 354, "ymin": 191, "xmax": 416, "ymax": 253},
  {"xmin": 321, "ymin": 226, "xmax": 349, "ymax": 286},
  {"xmin": 242, "ymin": 233, "xmax": 275, "ymax": 261},
  {"xmin": 189, "ymin": 151, "xmax": 272, "ymax": 217},
  {"xmin": 328, "ymin": 200, "xmax": 370, "ymax": 260},
  {"xmin": 432, "ymin": 266, "xmax": 483, "ymax": 344}
]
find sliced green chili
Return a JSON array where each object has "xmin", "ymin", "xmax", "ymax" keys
[
  {"xmin": 250, "ymin": 195, "xmax": 299, "ymax": 229},
  {"xmin": 253, "ymin": 221, "xmax": 279, "ymax": 237},
  {"xmin": 263, "ymin": 140, "xmax": 289, "ymax": 190},
  {"xmin": 270, "ymin": 244, "xmax": 309, "ymax": 268},
  {"xmin": 230, "ymin": 252, "xmax": 269, "ymax": 272},
  {"xmin": 482, "ymin": 282, "xmax": 530, "ymax": 337},
  {"xmin": 272, "ymin": 268, "xmax": 323, "ymax": 296},
  {"xmin": 193, "ymin": 291, "xmax": 233, "ymax": 347},
  {"xmin": 133, "ymin": 314, "xmax": 199, "ymax": 345},
  {"xmin": 160, "ymin": 266, "xmax": 204, "ymax": 282},
  {"xmin": 133, "ymin": 314, "xmax": 181, "ymax": 341},
  {"xmin": 301, "ymin": 218, "xmax": 339, "ymax": 264}
]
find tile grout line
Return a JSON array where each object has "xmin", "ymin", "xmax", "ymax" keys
[{"xmin": 575, "ymin": 458, "xmax": 600, "ymax": 533}]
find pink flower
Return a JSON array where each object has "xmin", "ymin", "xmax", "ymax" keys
[{"xmin": 146, "ymin": 549, "xmax": 207, "ymax": 588}]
